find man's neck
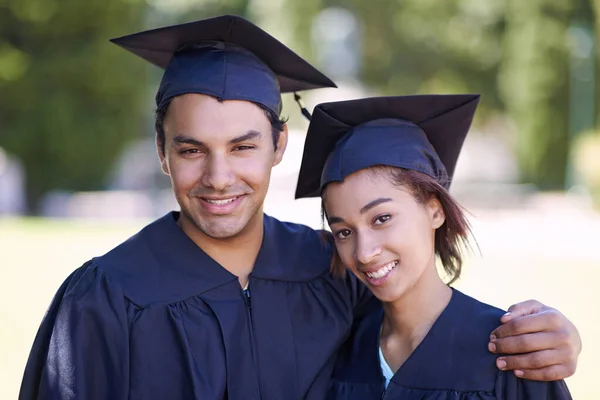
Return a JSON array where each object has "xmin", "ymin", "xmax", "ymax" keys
[{"xmin": 178, "ymin": 212, "xmax": 265, "ymax": 288}]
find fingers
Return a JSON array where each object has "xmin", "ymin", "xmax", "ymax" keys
[
  {"xmin": 492, "ymin": 310, "xmax": 563, "ymax": 339},
  {"xmin": 510, "ymin": 365, "xmax": 576, "ymax": 381},
  {"xmin": 495, "ymin": 349, "xmax": 562, "ymax": 371},
  {"xmin": 489, "ymin": 332, "xmax": 558, "ymax": 355},
  {"xmin": 500, "ymin": 299, "xmax": 545, "ymax": 323},
  {"xmin": 488, "ymin": 300, "xmax": 581, "ymax": 381},
  {"xmin": 496, "ymin": 349, "xmax": 577, "ymax": 379},
  {"xmin": 492, "ymin": 342, "xmax": 577, "ymax": 380}
]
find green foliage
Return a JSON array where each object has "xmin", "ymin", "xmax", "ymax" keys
[
  {"xmin": 287, "ymin": 0, "xmax": 595, "ymax": 189},
  {"xmin": 288, "ymin": 0, "xmax": 507, "ymax": 120},
  {"xmin": 593, "ymin": 0, "xmax": 600, "ymax": 133},
  {"xmin": 0, "ymin": 0, "xmax": 148, "ymax": 209},
  {"xmin": 499, "ymin": 0, "xmax": 573, "ymax": 189},
  {"xmin": 0, "ymin": 0, "xmax": 596, "ymax": 208},
  {"xmin": 0, "ymin": 0, "xmax": 254, "ymax": 211},
  {"xmin": 573, "ymin": 130, "xmax": 600, "ymax": 207},
  {"xmin": 144, "ymin": 0, "xmax": 250, "ymax": 26}
]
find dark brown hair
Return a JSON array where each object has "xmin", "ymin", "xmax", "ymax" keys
[{"xmin": 322, "ymin": 166, "xmax": 474, "ymax": 284}]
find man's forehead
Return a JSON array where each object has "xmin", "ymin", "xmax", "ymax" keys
[{"xmin": 168, "ymin": 95, "xmax": 270, "ymax": 126}]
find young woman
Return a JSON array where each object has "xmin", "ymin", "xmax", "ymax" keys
[{"xmin": 295, "ymin": 94, "xmax": 573, "ymax": 399}]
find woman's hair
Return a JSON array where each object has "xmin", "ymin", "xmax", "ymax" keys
[{"xmin": 322, "ymin": 166, "xmax": 474, "ymax": 284}]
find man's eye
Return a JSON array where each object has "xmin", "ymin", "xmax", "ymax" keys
[
  {"xmin": 180, "ymin": 148, "xmax": 201, "ymax": 155},
  {"xmin": 234, "ymin": 145, "xmax": 255, "ymax": 151}
]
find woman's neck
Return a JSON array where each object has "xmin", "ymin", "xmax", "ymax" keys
[{"xmin": 380, "ymin": 265, "xmax": 452, "ymax": 372}]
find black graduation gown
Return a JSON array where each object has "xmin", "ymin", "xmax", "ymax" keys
[
  {"xmin": 19, "ymin": 212, "xmax": 375, "ymax": 400},
  {"xmin": 328, "ymin": 289, "xmax": 572, "ymax": 400}
]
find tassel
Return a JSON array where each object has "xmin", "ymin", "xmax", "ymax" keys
[{"xmin": 294, "ymin": 92, "xmax": 312, "ymax": 121}]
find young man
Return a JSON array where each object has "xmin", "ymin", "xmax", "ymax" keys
[{"xmin": 19, "ymin": 15, "xmax": 581, "ymax": 400}]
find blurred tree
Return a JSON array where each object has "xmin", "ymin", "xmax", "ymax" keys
[
  {"xmin": 143, "ymin": 0, "xmax": 252, "ymax": 89},
  {"xmin": 0, "ymin": 0, "xmax": 253, "ymax": 212},
  {"xmin": 0, "ymin": 0, "xmax": 148, "ymax": 211},
  {"xmin": 593, "ymin": 0, "xmax": 600, "ymax": 127},
  {"xmin": 287, "ymin": 0, "xmax": 507, "ymax": 121},
  {"xmin": 287, "ymin": 0, "xmax": 598, "ymax": 189},
  {"xmin": 144, "ymin": 0, "xmax": 250, "ymax": 29},
  {"xmin": 1, "ymin": 0, "xmax": 594, "ymax": 206},
  {"xmin": 499, "ymin": 0, "xmax": 574, "ymax": 190}
]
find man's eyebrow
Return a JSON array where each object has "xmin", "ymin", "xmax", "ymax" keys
[
  {"xmin": 171, "ymin": 131, "xmax": 262, "ymax": 147},
  {"xmin": 171, "ymin": 135, "xmax": 204, "ymax": 147},
  {"xmin": 229, "ymin": 130, "xmax": 261, "ymax": 145}
]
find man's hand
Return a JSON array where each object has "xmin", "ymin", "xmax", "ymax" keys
[{"xmin": 488, "ymin": 299, "xmax": 581, "ymax": 381}]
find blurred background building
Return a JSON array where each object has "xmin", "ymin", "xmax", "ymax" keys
[{"xmin": 1, "ymin": 0, "xmax": 599, "ymax": 398}]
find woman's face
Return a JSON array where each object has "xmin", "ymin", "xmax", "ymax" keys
[{"xmin": 323, "ymin": 169, "xmax": 445, "ymax": 303}]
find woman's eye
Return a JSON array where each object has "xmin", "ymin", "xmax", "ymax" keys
[
  {"xmin": 374, "ymin": 215, "xmax": 391, "ymax": 225},
  {"xmin": 335, "ymin": 229, "xmax": 352, "ymax": 239}
]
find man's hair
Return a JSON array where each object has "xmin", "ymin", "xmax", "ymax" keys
[
  {"xmin": 155, "ymin": 97, "xmax": 287, "ymax": 155},
  {"xmin": 322, "ymin": 166, "xmax": 473, "ymax": 284}
]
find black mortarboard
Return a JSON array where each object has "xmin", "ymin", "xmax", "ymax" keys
[
  {"xmin": 295, "ymin": 94, "xmax": 480, "ymax": 199},
  {"xmin": 110, "ymin": 15, "xmax": 336, "ymax": 115}
]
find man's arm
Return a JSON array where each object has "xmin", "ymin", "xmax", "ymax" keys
[{"xmin": 488, "ymin": 300, "xmax": 581, "ymax": 381}]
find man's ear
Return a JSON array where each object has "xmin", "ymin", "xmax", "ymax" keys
[
  {"xmin": 273, "ymin": 124, "xmax": 288, "ymax": 167},
  {"xmin": 156, "ymin": 136, "xmax": 170, "ymax": 176}
]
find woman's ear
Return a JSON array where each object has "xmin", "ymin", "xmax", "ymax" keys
[{"xmin": 428, "ymin": 197, "xmax": 445, "ymax": 230}]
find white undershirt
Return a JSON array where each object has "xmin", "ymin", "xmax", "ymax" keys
[{"xmin": 379, "ymin": 347, "xmax": 394, "ymax": 389}]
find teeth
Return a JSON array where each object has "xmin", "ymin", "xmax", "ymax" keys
[
  {"xmin": 205, "ymin": 197, "xmax": 238, "ymax": 205},
  {"xmin": 366, "ymin": 261, "xmax": 398, "ymax": 279}
]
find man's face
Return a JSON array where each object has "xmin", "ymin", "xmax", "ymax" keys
[{"xmin": 159, "ymin": 93, "xmax": 287, "ymax": 240}]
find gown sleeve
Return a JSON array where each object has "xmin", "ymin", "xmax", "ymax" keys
[
  {"xmin": 496, "ymin": 370, "xmax": 573, "ymax": 400},
  {"xmin": 19, "ymin": 262, "xmax": 130, "ymax": 400}
]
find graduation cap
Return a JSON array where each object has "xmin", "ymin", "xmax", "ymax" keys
[
  {"xmin": 294, "ymin": 94, "xmax": 480, "ymax": 199},
  {"xmin": 110, "ymin": 14, "xmax": 336, "ymax": 116}
]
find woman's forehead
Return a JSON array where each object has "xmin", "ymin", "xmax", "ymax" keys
[
  {"xmin": 324, "ymin": 169, "xmax": 398, "ymax": 196},
  {"xmin": 323, "ymin": 171, "xmax": 413, "ymax": 211}
]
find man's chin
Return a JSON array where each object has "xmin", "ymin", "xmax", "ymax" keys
[
  {"xmin": 191, "ymin": 214, "xmax": 250, "ymax": 240},
  {"xmin": 201, "ymin": 226, "xmax": 245, "ymax": 240},
  {"xmin": 179, "ymin": 204, "xmax": 263, "ymax": 240}
]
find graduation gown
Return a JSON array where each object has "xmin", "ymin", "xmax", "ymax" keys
[
  {"xmin": 328, "ymin": 289, "xmax": 572, "ymax": 400},
  {"xmin": 19, "ymin": 212, "xmax": 375, "ymax": 400}
]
